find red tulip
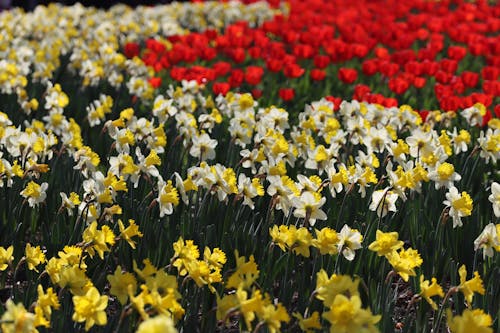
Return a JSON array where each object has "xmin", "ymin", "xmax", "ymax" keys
[
  {"xmin": 404, "ymin": 61, "xmax": 423, "ymax": 76},
  {"xmin": 148, "ymin": 77, "xmax": 162, "ymax": 88},
  {"xmin": 494, "ymin": 104, "xmax": 500, "ymax": 118},
  {"xmin": 145, "ymin": 39, "xmax": 165, "ymax": 53},
  {"xmin": 353, "ymin": 84, "xmax": 371, "ymax": 100},
  {"xmin": 230, "ymin": 48, "xmax": 246, "ymax": 63},
  {"xmin": 123, "ymin": 42, "xmax": 140, "ymax": 58},
  {"xmin": 413, "ymin": 77, "xmax": 426, "ymax": 89},
  {"xmin": 213, "ymin": 61, "xmax": 232, "ymax": 77},
  {"xmin": 293, "ymin": 44, "xmax": 315, "ymax": 59},
  {"xmin": 483, "ymin": 81, "xmax": 500, "ymax": 96},
  {"xmin": 266, "ymin": 58, "xmax": 283, "ymax": 73},
  {"xmin": 279, "ymin": 88, "xmax": 295, "ymax": 101},
  {"xmin": 310, "ymin": 69, "xmax": 326, "ymax": 81},
  {"xmin": 313, "ymin": 55, "xmax": 330, "ymax": 69},
  {"xmin": 419, "ymin": 110, "xmax": 429, "ymax": 122},
  {"xmin": 435, "ymin": 70, "xmax": 452, "ymax": 84},
  {"xmin": 362, "ymin": 59, "xmax": 379, "ymax": 76},
  {"xmin": 388, "ymin": 77, "xmax": 410, "ymax": 95},
  {"xmin": 482, "ymin": 110, "xmax": 492, "ymax": 127},
  {"xmin": 248, "ymin": 47, "xmax": 262, "ymax": 59},
  {"xmin": 383, "ymin": 97, "xmax": 398, "ymax": 107},
  {"xmin": 251, "ymin": 88, "xmax": 263, "ymax": 99},
  {"xmin": 447, "ymin": 46, "xmax": 467, "ymax": 61},
  {"xmin": 460, "ymin": 71, "xmax": 479, "ymax": 88},
  {"xmin": 374, "ymin": 47, "xmax": 390, "ymax": 60},
  {"xmin": 439, "ymin": 96, "xmax": 461, "ymax": 111},
  {"xmin": 325, "ymin": 96, "xmax": 342, "ymax": 111},
  {"xmin": 284, "ymin": 63, "xmax": 305, "ymax": 79},
  {"xmin": 440, "ymin": 59, "xmax": 458, "ymax": 74},
  {"xmin": 245, "ymin": 66, "xmax": 264, "ymax": 85},
  {"xmin": 170, "ymin": 67, "xmax": 187, "ymax": 81},
  {"xmin": 379, "ymin": 61, "xmax": 400, "ymax": 77},
  {"xmin": 338, "ymin": 68, "xmax": 358, "ymax": 84},
  {"xmin": 212, "ymin": 82, "xmax": 230, "ymax": 96},
  {"xmin": 482, "ymin": 66, "xmax": 499, "ymax": 81},
  {"xmin": 200, "ymin": 47, "xmax": 216, "ymax": 61},
  {"xmin": 229, "ymin": 69, "xmax": 244, "ymax": 88},
  {"xmin": 421, "ymin": 60, "xmax": 439, "ymax": 75}
]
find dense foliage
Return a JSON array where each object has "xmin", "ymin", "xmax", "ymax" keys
[{"xmin": 0, "ymin": 0, "xmax": 498, "ymax": 332}]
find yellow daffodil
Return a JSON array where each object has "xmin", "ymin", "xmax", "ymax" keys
[
  {"xmin": 419, "ymin": 276, "xmax": 444, "ymax": 310},
  {"xmin": 312, "ymin": 227, "xmax": 339, "ymax": 255},
  {"xmin": 368, "ymin": 230, "xmax": 404, "ymax": 257},
  {"xmin": 226, "ymin": 251, "xmax": 259, "ymax": 290},
  {"xmin": 0, "ymin": 245, "xmax": 14, "ymax": 271},
  {"xmin": 118, "ymin": 219, "xmax": 143, "ymax": 249},
  {"xmin": 136, "ymin": 315, "xmax": 178, "ymax": 333},
  {"xmin": 457, "ymin": 265, "xmax": 485, "ymax": 306},
  {"xmin": 72, "ymin": 287, "xmax": 108, "ymax": 331},
  {"xmin": 322, "ymin": 295, "xmax": 380, "ymax": 333},
  {"xmin": 107, "ymin": 266, "xmax": 137, "ymax": 305},
  {"xmin": 447, "ymin": 308, "xmax": 492, "ymax": 333},
  {"xmin": 25, "ymin": 243, "xmax": 46, "ymax": 272},
  {"xmin": 386, "ymin": 247, "xmax": 423, "ymax": 282},
  {"xmin": 36, "ymin": 285, "xmax": 60, "ymax": 320},
  {"xmin": 1, "ymin": 300, "xmax": 37, "ymax": 333},
  {"xmin": 293, "ymin": 311, "xmax": 322, "ymax": 332},
  {"xmin": 315, "ymin": 269, "xmax": 360, "ymax": 308}
]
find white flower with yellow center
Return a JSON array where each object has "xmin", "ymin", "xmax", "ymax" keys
[
  {"xmin": 60, "ymin": 192, "xmax": 81, "ymax": 216},
  {"xmin": 336, "ymin": 225, "xmax": 363, "ymax": 261},
  {"xmin": 406, "ymin": 129, "xmax": 435, "ymax": 159},
  {"xmin": 21, "ymin": 181, "xmax": 48, "ymax": 207},
  {"xmin": 443, "ymin": 186, "xmax": 473, "ymax": 228},
  {"xmin": 156, "ymin": 178, "xmax": 179, "ymax": 218},
  {"xmin": 237, "ymin": 174, "xmax": 264, "ymax": 210},
  {"xmin": 369, "ymin": 188, "xmax": 398, "ymax": 218},
  {"xmin": 477, "ymin": 128, "xmax": 500, "ymax": 164},
  {"xmin": 136, "ymin": 147, "xmax": 161, "ymax": 178},
  {"xmin": 488, "ymin": 182, "xmax": 500, "ymax": 217},
  {"xmin": 326, "ymin": 162, "xmax": 349, "ymax": 198},
  {"xmin": 296, "ymin": 174, "xmax": 322, "ymax": 193},
  {"xmin": 266, "ymin": 175, "xmax": 295, "ymax": 216},
  {"xmin": 474, "ymin": 223, "xmax": 499, "ymax": 259},
  {"xmin": 305, "ymin": 144, "xmax": 334, "ymax": 174},
  {"xmin": 460, "ymin": 103, "xmax": 486, "ymax": 126},
  {"xmin": 448, "ymin": 127, "xmax": 471, "ymax": 154},
  {"xmin": 153, "ymin": 94, "xmax": 178, "ymax": 123},
  {"xmin": 364, "ymin": 126, "xmax": 391, "ymax": 154},
  {"xmin": 428, "ymin": 162, "xmax": 461, "ymax": 189},
  {"xmin": 292, "ymin": 191, "xmax": 327, "ymax": 226},
  {"xmin": 190, "ymin": 132, "xmax": 217, "ymax": 161},
  {"xmin": 44, "ymin": 82, "xmax": 69, "ymax": 112}
]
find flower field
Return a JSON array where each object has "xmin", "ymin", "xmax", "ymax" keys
[{"xmin": 0, "ymin": 0, "xmax": 499, "ymax": 331}]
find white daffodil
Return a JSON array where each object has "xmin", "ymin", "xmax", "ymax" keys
[
  {"xmin": 266, "ymin": 175, "xmax": 296, "ymax": 216},
  {"xmin": 237, "ymin": 174, "xmax": 264, "ymax": 210},
  {"xmin": 443, "ymin": 186, "xmax": 473, "ymax": 228},
  {"xmin": 190, "ymin": 132, "xmax": 217, "ymax": 161},
  {"xmin": 460, "ymin": 103, "xmax": 486, "ymax": 127},
  {"xmin": 292, "ymin": 191, "xmax": 327, "ymax": 226},
  {"xmin": 336, "ymin": 225, "xmax": 363, "ymax": 261},
  {"xmin": 488, "ymin": 182, "xmax": 500, "ymax": 217},
  {"xmin": 428, "ymin": 162, "xmax": 461, "ymax": 190},
  {"xmin": 156, "ymin": 178, "xmax": 179, "ymax": 218},
  {"xmin": 369, "ymin": 188, "xmax": 398, "ymax": 218},
  {"xmin": 20, "ymin": 181, "xmax": 48, "ymax": 208},
  {"xmin": 474, "ymin": 223, "xmax": 499, "ymax": 259}
]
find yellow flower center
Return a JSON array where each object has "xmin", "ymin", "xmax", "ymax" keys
[
  {"xmin": 452, "ymin": 192, "xmax": 473, "ymax": 216},
  {"xmin": 437, "ymin": 163, "xmax": 454, "ymax": 180}
]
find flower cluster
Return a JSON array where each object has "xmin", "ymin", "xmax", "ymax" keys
[{"xmin": 0, "ymin": 0, "xmax": 498, "ymax": 332}]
